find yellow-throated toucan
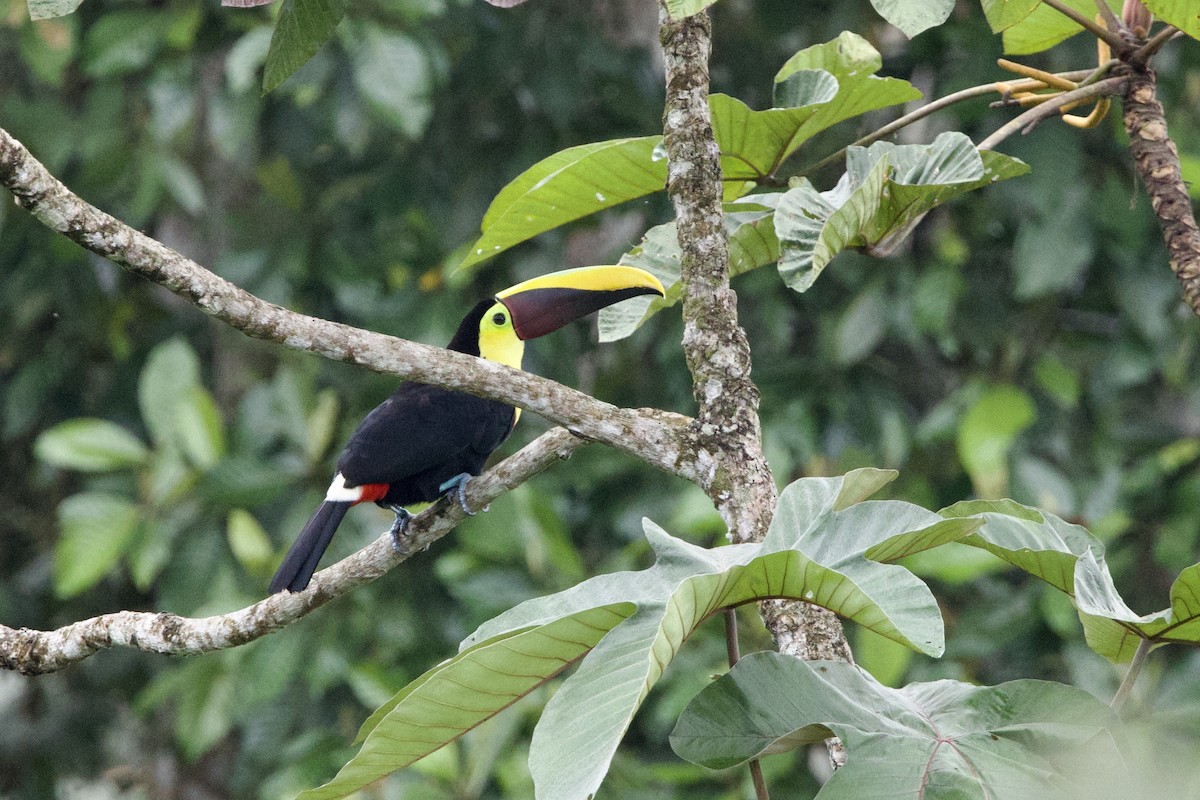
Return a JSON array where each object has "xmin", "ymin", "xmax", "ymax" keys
[{"xmin": 269, "ymin": 265, "xmax": 664, "ymax": 593}]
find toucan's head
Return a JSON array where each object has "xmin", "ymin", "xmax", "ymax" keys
[{"xmin": 448, "ymin": 266, "xmax": 665, "ymax": 369}]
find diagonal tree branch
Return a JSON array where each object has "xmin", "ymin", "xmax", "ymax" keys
[
  {"xmin": 0, "ymin": 428, "xmax": 586, "ymax": 675},
  {"xmin": 0, "ymin": 126, "xmax": 694, "ymax": 479}
]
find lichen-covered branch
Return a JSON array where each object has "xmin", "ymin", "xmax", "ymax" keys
[
  {"xmin": 0, "ymin": 428, "xmax": 585, "ymax": 675},
  {"xmin": 657, "ymin": 7, "xmax": 776, "ymax": 544},
  {"xmin": 657, "ymin": 4, "xmax": 852, "ymax": 683},
  {"xmin": 1120, "ymin": 67, "xmax": 1200, "ymax": 316},
  {"xmin": 0, "ymin": 126, "xmax": 692, "ymax": 477}
]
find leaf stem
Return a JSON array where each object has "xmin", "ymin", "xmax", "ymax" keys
[
  {"xmin": 977, "ymin": 76, "xmax": 1128, "ymax": 151},
  {"xmin": 1133, "ymin": 25, "xmax": 1182, "ymax": 64},
  {"xmin": 723, "ymin": 609, "xmax": 770, "ymax": 800},
  {"xmin": 749, "ymin": 760, "xmax": 771, "ymax": 800},
  {"xmin": 1110, "ymin": 637, "xmax": 1152, "ymax": 711},
  {"xmin": 724, "ymin": 608, "xmax": 741, "ymax": 666},
  {"xmin": 1041, "ymin": 0, "xmax": 1131, "ymax": 53},
  {"xmin": 1093, "ymin": 0, "xmax": 1123, "ymax": 33}
]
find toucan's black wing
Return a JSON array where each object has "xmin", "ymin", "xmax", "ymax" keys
[{"xmin": 335, "ymin": 381, "xmax": 515, "ymax": 489}]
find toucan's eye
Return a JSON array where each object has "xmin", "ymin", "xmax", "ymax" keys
[{"xmin": 492, "ymin": 312, "xmax": 507, "ymax": 326}]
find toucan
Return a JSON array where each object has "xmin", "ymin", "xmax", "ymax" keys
[{"xmin": 269, "ymin": 265, "xmax": 665, "ymax": 594}]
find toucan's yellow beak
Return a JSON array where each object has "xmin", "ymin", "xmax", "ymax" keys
[{"xmin": 495, "ymin": 266, "xmax": 665, "ymax": 340}]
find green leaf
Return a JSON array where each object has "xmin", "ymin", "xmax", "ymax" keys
[
  {"xmin": 227, "ymin": 510, "xmax": 276, "ymax": 574},
  {"xmin": 296, "ymin": 605, "xmax": 638, "ymax": 800},
  {"xmin": 139, "ymin": 337, "xmax": 201, "ymax": 446},
  {"xmin": 1001, "ymin": 0, "xmax": 1120, "ymax": 54},
  {"xmin": 159, "ymin": 155, "xmax": 205, "ymax": 216},
  {"xmin": 456, "ymin": 137, "xmax": 666, "ymax": 272},
  {"xmin": 1142, "ymin": 0, "xmax": 1200, "ymax": 40},
  {"xmin": 1013, "ymin": 200, "xmax": 1094, "ymax": 299},
  {"xmin": 262, "ymin": 0, "xmax": 345, "ymax": 93},
  {"xmin": 833, "ymin": 282, "xmax": 888, "ymax": 365},
  {"xmin": 81, "ymin": 11, "xmax": 168, "ymax": 77},
  {"xmin": 175, "ymin": 387, "xmax": 226, "ymax": 470},
  {"xmin": 499, "ymin": 471, "xmax": 969, "ymax": 800},
  {"xmin": 720, "ymin": 33, "xmax": 921, "ymax": 181},
  {"xmin": 35, "ymin": 418, "xmax": 149, "ymax": 472},
  {"xmin": 710, "ymin": 94, "xmax": 836, "ymax": 182},
  {"xmin": 304, "ymin": 470, "xmax": 976, "ymax": 800},
  {"xmin": 936, "ymin": 500, "xmax": 1200, "ymax": 662},
  {"xmin": 981, "ymin": 0, "xmax": 1042, "ymax": 31},
  {"xmin": 27, "ymin": 0, "xmax": 84, "ymax": 21},
  {"xmin": 255, "ymin": 155, "xmax": 304, "ymax": 211},
  {"xmin": 868, "ymin": 0, "xmax": 954, "ymax": 37},
  {"xmin": 350, "ymin": 28, "xmax": 432, "ymax": 139},
  {"xmin": 671, "ymin": 653, "xmax": 1115, "ymax": 795},
  {"xmin": 955, "ymin": 385, "xmax": 1036, "ymax": 499},
  {"xmin": 940, "ymin": 499, "xmax": 1092, "ymax": 596},
  {"xmin": 776, "ymin": 132, "xmax": 1029, "ymax": 292},
  {"xmin": 597, "ymin": 199, "xmax": 782, "ymax": 342},
  {"xmin": 305, "ymin": 388, "xmax": 341, "ymax": 464},
  {"xmin": 662, "ymin": 0, "xmax": 718, "ymax": 19},
  {"xmin": 54, "ymin": 492, "xmax": 141, "ymax": 597}
]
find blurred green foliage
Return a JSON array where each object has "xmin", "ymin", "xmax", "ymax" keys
[{"xmin": 3, "ymin": 0, "xmax": 1200, "ymax": 798}]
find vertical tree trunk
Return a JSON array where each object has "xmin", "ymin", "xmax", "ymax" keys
[{"xmin": 657, "ymin": 9, "xmax": 853, "ymax": 773}]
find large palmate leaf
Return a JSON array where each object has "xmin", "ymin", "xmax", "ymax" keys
[
  {"xmin": 868, "ymin": 0, "xmax": 955, "ymax": 37},
  {"xmin": 941, "ymin": 500, "xmax": 1200, "ymax": 662},
  {"xmin": 302, "ymin": 470, "xmax": 978, "ymax": 800},
  {"xmin": 999, "ymin": 0, "xmax": 1121, "ymax": 54},
  {"xmin": 981, "ymin": 0, "xmax": 1043, "ymax": 32},
  {"xmin": 776, "ymin": 132, "xmax": 1029, "ymax": 292},
  {"xmin": 456, "ymin": 137, "xmax": 666, "ymax": 271},
  {"xmin": 672, "ymin": 653, "xmax": 1116, "ymax": 799},
  {"xmin": 597, "ymin": 198, "xmax": 782, "ymax": 342},
  {"xmin": 27, "ymin": 0, "xmax": 84, "ymax": 21},
  {"xmin": 720, "ymin": 33, "xmax": 921, "ymax": 185},
  {"xmin": 1142, "ymin": 0, "xmax": 1200, "ymax": 40}
]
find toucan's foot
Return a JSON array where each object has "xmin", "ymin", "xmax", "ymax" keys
[
  {"xmin": 387, "ymin": 505, "xmax": 412, "ymax": 553},
  {"xmin": 438, "ymin": 472, "xmax": 487, "ymax": 516}
]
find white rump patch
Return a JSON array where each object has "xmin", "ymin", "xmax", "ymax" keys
[{"xmin": 325, "ymin": 473, "xmax": 364, "ymax": 502}]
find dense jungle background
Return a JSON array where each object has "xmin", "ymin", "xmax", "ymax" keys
[{"xmin": 4, "ymin": 0, "xmax": 1200, "ymax": 797}]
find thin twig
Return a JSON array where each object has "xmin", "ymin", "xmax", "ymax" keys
[
  {"xmin": 800, "ymin": 70, "xmax": 1096, "ymax": 176},
  {"xmin": 1093, "ymin": 0, "xmax": 1123, "ymax": 33},
  {"xmin": 1042, "ymin": 0, "xmax": 1131, "ymax": 53},
  {"xmin": 977, "ymin": 76, "xmax": 1128, "ymax": 150},
  {"xmin": 1110, "ymin": 637, "xmax": 1153, "ymax": 711},
  {"xmin": 1133, "ymin": 25, "xmax": 1182, "ymax": 64}
]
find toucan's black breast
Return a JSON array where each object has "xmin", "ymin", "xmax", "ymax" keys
[{"xmin": 336, "ymin": 381, "xmax": 516, "ymax": 507}]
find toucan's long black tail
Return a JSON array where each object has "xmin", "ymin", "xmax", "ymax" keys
[{"xmin": 270, "ymin": 501, "xmax": 352, "ymax": 594}]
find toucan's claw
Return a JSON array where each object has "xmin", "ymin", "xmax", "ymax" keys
[
  {"xmin": 387, "ymin": 505, "xmax": 412, "ymax": 553},
  {"xmin": 439, "ymin": 472, "xmax": 487, "ymax": 516}
]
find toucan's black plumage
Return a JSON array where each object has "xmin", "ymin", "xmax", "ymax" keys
[{"xmin": 269, "ymin": 266, "xmax": 664, "ymax": 594}]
